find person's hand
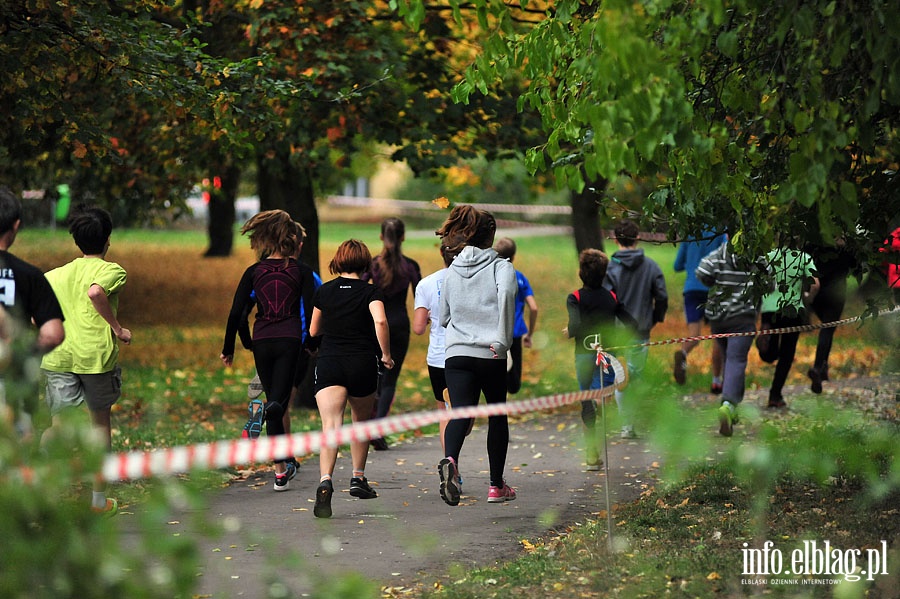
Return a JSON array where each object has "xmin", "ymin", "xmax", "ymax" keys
[
  {"xmin": 489, "ymin": 344, "xmax": 499, "ymax": 358},
  {"xmin": 116, "ymin": 327, "xmax": 132, "ymax": 345},
  {"xmin": 561, "ymin": 327, "xmax": 568, "ymax": 337},
  {"xmin": 523, "ymin": 333, "xmax": 533, "ymax": 348},
  {"xmin": 381, "ymin": 355, "xmax": 395, "ymax": 369},
  {"xmin": 220, "ymin": 353, "xmax": 233, "ymax": 368}
]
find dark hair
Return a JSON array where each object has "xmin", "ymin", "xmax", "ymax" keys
[
  {"xmin": 0, "ymin": 186, "xmax": 22, "ymax": 235},
  {"xmin": 494, "ymin": 237, "xmax": 516, "ymax": 260},
  {"xmin": 68, "ymin": 205, "xmax": 113, "ymax": 255},
  {"xmin": 241, "ymin": 210, "xmax": 298, "ymax": 261},
  {"xmin": 329, "ymin": 239, "xmax": 372, "ymax": 276},
  {"xmin": 579, "ymin": 249, "xmax": 610, "ymax": 288},
  {"xmin": 435, "ymin": 205, "xmax": 496, "ymax": 252},
  {"xmin": 375, "ymin": 217, "xmax": 406, "ymax": 290},
  {"xmin": 440, "ymin": 231, "xmax": 467, "ymax": 267},
  {"xmin": 613, "ymin": 219, "xmax": 640, "ymax": 247}
]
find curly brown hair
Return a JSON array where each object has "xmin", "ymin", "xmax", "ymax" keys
[
  {"xmin": 241, "ymin": 210, "xmax": 298, "ymax": 261},
  {"xmin": 435, "ymin": 205, "xmax": 496, "ymax": 253},
  {"xmin": 579, "ymin": 249, "xmax": 610, "ymax": 289}
]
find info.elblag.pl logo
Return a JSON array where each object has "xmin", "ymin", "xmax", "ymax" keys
[{"xmin": 741, "ymin": 540, "xmax": 889, "ymax": 586}]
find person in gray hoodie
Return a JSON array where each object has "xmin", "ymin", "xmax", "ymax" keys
[
  {"xmin": 435, "ymin": 205, "xmax": 518, "ymax": 506},
  {"xmin": 603, "ymin": 219, "xmax": 668, "ymax": 438}
]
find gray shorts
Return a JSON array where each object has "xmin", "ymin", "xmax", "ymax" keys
[{"xmin": 43, "ymin": 366, "xmax": 122, "ymax": 415}]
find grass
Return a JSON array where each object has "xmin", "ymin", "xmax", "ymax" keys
[{"xmin": 13, "ymin": 220, "xmax": 900, "ymax": 597}]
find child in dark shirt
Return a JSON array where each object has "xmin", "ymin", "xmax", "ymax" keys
[{"xmin": 565, "ymin": 249, "xmax": 635, "ymax": 470}]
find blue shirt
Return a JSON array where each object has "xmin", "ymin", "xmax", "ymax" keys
[
  {"xmin": 513, "ymin": 269, "xmax": 534, "ymax": 338},
  {"xmin": 674, "ymin": 232, "xmax": 727, "ymax": 294}
]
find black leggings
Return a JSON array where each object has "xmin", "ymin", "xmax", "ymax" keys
[
  {"xmin": 444, "ymin": 355, "xmax": 509, "ymax": 488},
  {"xmin": 759, "ymin": 312, "xmax": 804, "ymax": 398},
  {"xmin": 253, "ymin": 338, "xmax": 300, "ymax": 450},
  {"xmin": 375, "ymin": 325, "xmax": 409, "ymax": 418}
]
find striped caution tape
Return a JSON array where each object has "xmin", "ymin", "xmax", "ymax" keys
[
  {"xmin": 101, "ymin": 369, "xmax": 624, "ymax": 483},
  {"xmin": 99, "ymin": 307, "xmax": 898, "ymax": 482},
  {"xmin": 598, "ymin": 307, "xmax": 899, "ymax": 353}
]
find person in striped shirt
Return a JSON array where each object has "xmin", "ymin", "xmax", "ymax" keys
[{"xmin": 696, "ymin": 242, "xmax": 772, "ymax": 437}]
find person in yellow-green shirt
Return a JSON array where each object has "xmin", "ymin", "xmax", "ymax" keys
[{"xmin": 40, "ymin": 205, "xmax": 131, "ymax": 515}]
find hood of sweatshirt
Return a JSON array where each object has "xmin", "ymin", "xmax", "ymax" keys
[
  {"xmin": 612, "ymin": 248, "xmax": 645, "ymax": 270},
  {"xmin": 449, "ymin": 246, "xmax": 500, "ymax": 279}
]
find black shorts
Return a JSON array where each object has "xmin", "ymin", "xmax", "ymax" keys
[
  {"xmin": 314, "ymin": 353, "xmax": 380, "ymax": 397},
  {"xmin": 427, "ymin": 365, "xmax": 447, "ymax": 403}
]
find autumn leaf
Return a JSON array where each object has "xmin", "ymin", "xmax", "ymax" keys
[
  {"xmin": 72, "ymin": 140, "xmax": 88, "ymax": 159},
  {"xmin": 432, "ymin": 196, "xmax": 450, "ymax": 209}
]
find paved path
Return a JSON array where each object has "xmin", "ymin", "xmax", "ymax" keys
[{"xmin": 153, "ymin": 409, "xmax": 662, "ymax": 598}]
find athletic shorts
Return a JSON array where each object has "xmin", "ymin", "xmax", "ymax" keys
[
  {"xmin": 427, "ymin": 365, "xmax": 447, "ymax": 403},
  {"xmin": 683, "ymin": 290, "xmax": 709, "ymax": 324},
  {"xmin": 314, "ymin": 354, "xmax": 379, "ymax": 397},
  {"xmin": 43, "ymin": 366, "xmax": 122, "ymax": 416}
]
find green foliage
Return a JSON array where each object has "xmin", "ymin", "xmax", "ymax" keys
[
  {"xmin": 0, "ymin": 413, "xmax": 209, "ymax": 598},
  {"xmin": 395, "ymin": 0, "xmax": 900, "ymax": 278}
]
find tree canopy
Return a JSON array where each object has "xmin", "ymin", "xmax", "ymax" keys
[{"xmin": 395, "ymin": 0, "xmax": 900, "ymax": 272}]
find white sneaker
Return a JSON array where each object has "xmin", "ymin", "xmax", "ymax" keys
[{"xmin": 620, "ymin": 425, "xmax": 637, "ymax": 439}]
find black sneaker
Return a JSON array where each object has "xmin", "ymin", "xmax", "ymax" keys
[
  {"xmin": 273, "ymin": 461, "xmax": 296, "ymax": 491},
  {"xmin": 808, "ymin": 368, "xmax": 823, "ymax": 394},
  {"xmin": 370, "ymin": 437, "xmax": 389, "ymax": 451},
  {"xmin": 349, "ymin": 477, "xmax": 378, "ymax": 499},
  {"xmin": 767, "ymin": 395, "xmax": 787, "ymax": 409},
  {"xmin": 673, "ymin": 350, "xmax": 687, "ymax": 385},
  {"xmin": 314, "ymin": 479, "xmax": 334, "ymax": 518},
  {"xmin": 438, "ymin": 457, "xmax": 461, "ymax": 506}
]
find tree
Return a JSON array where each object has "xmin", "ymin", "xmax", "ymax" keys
[{"xmin": 394, "ymin": 0, "xmax": 900, "ymax": 271}]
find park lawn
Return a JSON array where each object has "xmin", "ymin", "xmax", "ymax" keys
[{"xmin": 15, "ymin": 224, "xmax": 899, "ymax": 597}]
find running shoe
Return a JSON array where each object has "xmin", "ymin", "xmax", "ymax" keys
[
  {"xmin": 247, "ymin": 373, "xmax": 264, "ymax": 399},
  {"xmin": 349, "ymin": 476, "xmax": 378, "ymax": 499},
  {"xmin": 314, "ymin": 479, "xmax": 334, "ymax": 518},
  {"xmin": 710, "ymin": 381, "xmax": 723, "ymax": 394},
  {"xmin": 438, "ymin": 457, "xmax": 461, "ymax": 506},
  {"xmin": 370, "ymin": 437, "xmax": 389, "ymax": 451},
  {"xmin": 718, "ymin": 402, "xmax": 734, "ymax": 437},
  {"xmin": 673, "ymin": 350, "xmax": 687, "ymax": 385},
  {"xmin": 807, "ymin": 368, "xmax": 823, "ymax": 394},
  {"xmin": 273, "ymin": 461, "xmax": 297, "ymax": 491},
  {"xmin": 620, "ymin": 425, "xmax": 637, "ymax": 439},
  {"xmin": 242, "ymin": 399, "xmax": 265, "ymax": 439},
  {"xmin": 586, "ymin": 445, "xmax": 602, "ymax": 471},
  {"xmin": 767, "ymin": 394, "xmax": 787, "ymax": 409},
  {"xmin": 487, "ymin": 482, "xmax": 517, "ymax": 503},
  {"xmin": 91, "ymin": 498, "xmax": 118, "ymax": 517}
]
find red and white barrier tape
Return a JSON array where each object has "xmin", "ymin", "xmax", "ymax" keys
[
  {"xmin": 101, "ymin": 386, "xmax": 619, "ymax": 482},
  {"xmin": 600, "ymin": 307, "xmax": 899, "ymax": 352},
  {"xmin": 100, "ymin": 307, "xmax": 897, "ymax": 482}
]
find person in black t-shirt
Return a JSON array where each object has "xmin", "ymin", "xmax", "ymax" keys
[
  {"xmin": 0, "ymin": 186, "xmax": 65, "ymax": 436},
  {"xmin": 308, "ymin": 239, "xmax": 393, "ymax": 518}
]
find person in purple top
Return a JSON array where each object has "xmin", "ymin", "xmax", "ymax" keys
[{"xmin": 221, "ymin": 210, "xmax": 317, "ymax": 491}]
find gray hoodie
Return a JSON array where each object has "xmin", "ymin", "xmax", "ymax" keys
[
  {"xmin": 440, "ymin": 246, "xmax": 517, "ymax": 361},
  {"xmin": 603, "ymin": 248, "xmax": 668, "ymax": 336}
]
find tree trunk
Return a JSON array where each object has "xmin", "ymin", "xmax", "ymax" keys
[
  {"xmin": 257, "ymin": 157, "xmax": 321, "ymax": 274},
  {"xmin": 203, "ymin": 164, "xmax": 240, "ymax": 257},
  {"xmin": 571, "ymin": 177, "xmax": 608, "ymax": 254}
]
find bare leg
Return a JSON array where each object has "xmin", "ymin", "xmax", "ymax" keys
[
  {"xmin": 348, "ymin": 393, "xmax": 376, "ymax": 473},
  {"xmin": 89, "ymin": 407, "xmax": 112, "ymax": 495},
  {"xmin": 315, "ymin": 386, "xmax": 348, "ymax": 479},
  {"xmin": 681, "ymin": 321, "xmax": 702, "ymax": 356}
]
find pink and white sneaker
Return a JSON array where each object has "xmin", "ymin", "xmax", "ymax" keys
[{"xmin": 487, "ymin": 482, "xmax": 516, "ymax": 503}]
